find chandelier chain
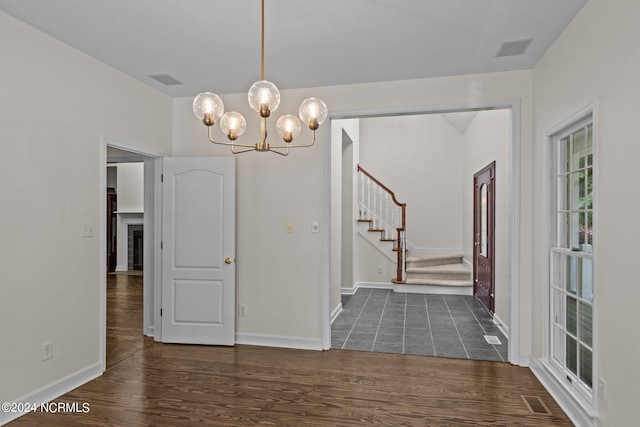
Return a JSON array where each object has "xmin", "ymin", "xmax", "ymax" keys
[{"xmin": 261, "ymin": 0, "xmax": 265, "ymax": 81}]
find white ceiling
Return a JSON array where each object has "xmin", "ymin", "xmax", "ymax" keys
[{"xmin": 0, "ymin": 0, "xmax": 587, "ymax": 98}]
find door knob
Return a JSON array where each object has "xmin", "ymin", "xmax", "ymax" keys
[{"xmin": 225, "ymin": 257, "xmax": 234, "ymax": 264}]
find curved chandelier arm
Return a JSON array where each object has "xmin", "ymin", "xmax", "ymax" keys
[
  {"xmin": 231, "ymin": 145, "xmax": 258, "ymax": 154},
  {"xmin": 267, "ymin": 131, "xmax": 316, "ymax": 150},
  {"xmin": 207, "ymin": 126, "xmax": 255, "ymax": 149},
  {"xmin": 266, "ymin": 147, "xmax": 290, "ymax": 156}
]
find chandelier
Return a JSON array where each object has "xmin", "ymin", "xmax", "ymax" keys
[{"xmin": 192, "ymin": 0, "xmax": 328, "ymax": 156}]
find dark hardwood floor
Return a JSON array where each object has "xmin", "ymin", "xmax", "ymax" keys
[
  {"xmin": 9, "ymin": 274, "xmax": 573, "ymax": 426},
  {"xmin": 105, "ymin": 272, "xmax": 154, "ymax": 369}
]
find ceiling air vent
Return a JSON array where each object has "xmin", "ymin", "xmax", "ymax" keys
[
  {"xmin": 496, "ymin": 38, "xmax": 533, "ymax": 57},
  {"xmin": 149, "ymin": 74, "xmax": 183, "ymax": 86}
]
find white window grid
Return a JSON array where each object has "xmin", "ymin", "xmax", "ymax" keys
[{"xmin": 549, "ymin": 118, "xmax": 595, "ymax": 404}]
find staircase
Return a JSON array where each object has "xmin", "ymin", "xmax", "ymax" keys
[
  {"xmin": 405, "ymin": 254, "xmax": 472, "ymax": 289},
  {"xmin": 357, "ymin": 165, "xmax": 472, "ymax": 294}
]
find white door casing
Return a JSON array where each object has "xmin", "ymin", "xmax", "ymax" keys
[{"xmin": 161, "ymin": 157, "xmax": 236, "ymax": 345}]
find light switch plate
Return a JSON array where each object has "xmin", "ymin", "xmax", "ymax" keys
[{"xmin": 82, "ymin": 221, "xmax": 95, "ymax": 237}]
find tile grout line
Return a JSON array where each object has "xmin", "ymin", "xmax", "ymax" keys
[
  {"xmin": 462, "ymin": 297, "xmax": 504, "ymax": 361},
  {"xmin": 442, "ymin": 295, "xmax": 470, "ymax": 359},
  {"xmin": 341, "ymin": 288, "xmax": 374, "ymax": 349},
  {"xmin": 425, "ymin": 294, "xmax": 437, "ymax": 357},
  {"xmin": 371, "ymin": 290, "xmax": 391, "ymax": 352}
]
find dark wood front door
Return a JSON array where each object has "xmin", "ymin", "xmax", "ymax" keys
[
  {"xmin": 106, "ymin": 188, "xmax": 117, "ymax": 272},
  {"xmin": 473, "ymin": 162, "xmax": 495, "ymax": 313}
]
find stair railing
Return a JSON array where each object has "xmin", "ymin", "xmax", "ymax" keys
[{"xmin": 357, "ymin": 165, "xmax": 406, "ymax": 283}]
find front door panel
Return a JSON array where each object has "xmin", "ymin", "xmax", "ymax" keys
[{"xmin": 473, "ymin": 162, "xmax": 495, "ymax": 313}]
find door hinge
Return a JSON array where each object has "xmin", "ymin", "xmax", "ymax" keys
[
  {"xmin": 160, "ymin": 308, "xmax": 163, "ymax": 317},
  {"xmin": 161, "ymin": 173, "xmax": 164, "ymax": 182},
  {"xmin": 161, "ymin": 241, "xmax": 163, "ymax": 249}
]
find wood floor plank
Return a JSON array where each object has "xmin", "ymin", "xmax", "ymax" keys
[{"xmin": 8, "ymin": 274, "xmax": 573, "ymax": 426}]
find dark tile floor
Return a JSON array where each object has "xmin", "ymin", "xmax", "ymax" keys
[{"xmin": 332, "ymin": 289, "xmax": 508, "ymax": 362}]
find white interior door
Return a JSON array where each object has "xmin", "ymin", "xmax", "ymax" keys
[{"xmin": 161, "ymin": 157, "xmax": 235, "ymax": 345}]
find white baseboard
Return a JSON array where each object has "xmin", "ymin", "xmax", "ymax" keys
[
  {"xmin": 462, "ymin": 257, "xmax": 473, "ymax": 270},
  {"xmin": 235, "ymin": 333, "xmax": 323, "ymax": 351},
  {"xmin": 529, "ymin": 357, "xmax": 596, "ymax": 427},
  {"xmin": 516, "ymin": 354, "xmax": 531, "ymax": 367},
  {"xmin": 330, "ymin": 303, "xmax": 343, "ymax": 324},
  {"xmin": 354, "ymin": 281, "xmax": 394, "ymax": 290},
  {"xmin": 492, "ymin": 313, "xmax": 509, "ymax": 339},
  {"xmin": 0, "ymin": 362, "xmax": 103, "ymax": 426},
  {"xmin": 345, "ymin": 281, "xmax": 473, "ymax": 296},
  {"xmin": 115, "ymin": 265, "xmax": 127, "ymax": 272},
  {"xmin": 342, "ymin": 282, "xmax": 393, "ymax": 295},
  {"xmin": 341, "ymin": 286, "xmax": 357, "ymax": 295}
]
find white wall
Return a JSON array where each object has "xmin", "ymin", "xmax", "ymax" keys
[
  {"xmin": 356, "ymin": 237, "xmax": 396, "ymax": 284},
  {"xmin": 532, "ymin": 0, "xmax": 640, "ymax": 425},
  {"xmin": 0, "ymin": 10, "xmax": 172, "ymax": 409},
  {"xmin": 172, "ymin": 69, "xmax": 533, "ymax": 353},
  {"xmin": 333, "ymin": 119, "xmax": 360, "ymax": 303},
  {"xmin": 115, "ymin": 163, "xmax": 144, "ymax": 212},
  {"xmin": 114, "ymin": 162, "xmax": 144, "ymax": 268},
  {"xmin": 461, "ymin": 109, "xmax": 510, "ymax": 327},
  {"xmin": 341, "ymin": 132, "xmax": 354, "ymax": 290},
  {"xmin": 359, "ymin": 114, "xmax": 464, "ymax": 251}
]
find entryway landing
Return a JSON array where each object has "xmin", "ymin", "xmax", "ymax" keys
[{"xmin": 332, "ymin": 289, "xmax": 508, "ymax": 361}]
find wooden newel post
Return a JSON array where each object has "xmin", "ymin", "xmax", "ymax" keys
[{"xmin": 396, "ymin": 227, "xmax": 404, "ymax": 282}]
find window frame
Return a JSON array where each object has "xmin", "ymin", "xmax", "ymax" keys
[{"xmin": 545, "ymin": 109, "xmax": 598, "ymax": 414}]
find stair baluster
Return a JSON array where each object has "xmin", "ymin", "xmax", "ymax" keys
[{"xmin": 357, "ymin": 165, "xmax": 407, "ymax": 283}]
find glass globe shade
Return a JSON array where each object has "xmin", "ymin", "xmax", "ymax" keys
[
  {"xmin": 220, "ymin": 112, "xmax": 247, "ymax": 140},
  {"xmin": 299, "ymin": 98, "xmax": 328, "ymax": 130},
  {"xmin": 248, "ymin": 80, "xmax": 280, "ymax": 116},
  {"xmin": 276, "ymin": 115, "xmax": 302, "ymax": 142},
  {"xmin": 193, "ymin": 92, "xmax": 224, "ymax": 124}
]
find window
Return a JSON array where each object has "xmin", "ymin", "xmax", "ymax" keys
[{"xmin": 549, "ymin": 116, "xmax": 595, "ymax": 404}]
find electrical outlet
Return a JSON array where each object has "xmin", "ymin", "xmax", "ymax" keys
[
  {"xmin": 239, "ymin": 305, "xmax": 246, "ymax": 316},
  {"xmin": 377, "ymin": 266, "xmax": 383, "ymax": 274},
  {"xmin": 311, "ymin": 221, "xmax": 320, "ymax": 233},
  {"xmin": 598, "ymin": 377, "xmax": 606, "ymax": 403},
  {"xmin": 41, "ymin": 341, "xmax": 53, "ymax": 361}
]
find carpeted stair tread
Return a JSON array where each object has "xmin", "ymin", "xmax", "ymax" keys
[
  {"xmin": 405, "ymin": 254, "xmax": 464, "ymax": 268},
  {"xmin": 406, "ymin": 263, "xmax": 469, "ymax": 274},
  {"xmin": 405, "ymin": 279, "xmax": 472, "ymax": 287}
]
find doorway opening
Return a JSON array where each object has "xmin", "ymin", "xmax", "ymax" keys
[
  {"xmin": 327, "ymin": 103, "xmax": 519, "ymax": 363},
  {"xmin": 101, "ymin": 140, "xmax": 164, "ymax": 371}
]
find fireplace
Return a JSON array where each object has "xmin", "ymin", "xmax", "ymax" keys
[
  {"xmin": 128, "ymin": 225, "xmax": 144, "ymax": 271},
  {"xmin": 117, "ymin": 212, "xmax": 144, "ymax": 271}
]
